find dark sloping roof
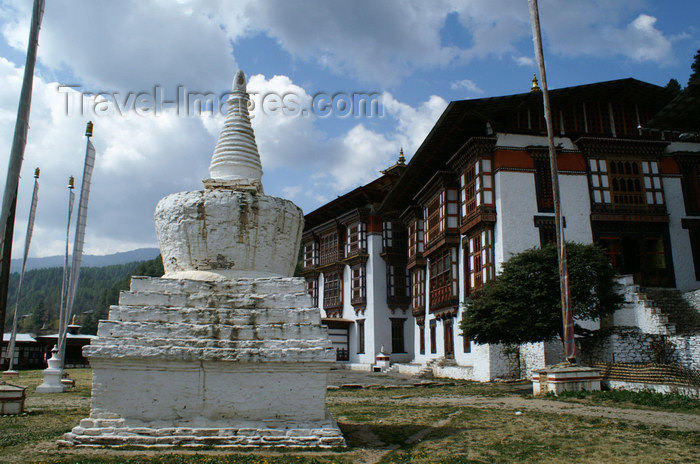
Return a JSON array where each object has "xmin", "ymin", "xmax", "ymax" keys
[
  {"xmin": 304, "ymin": 169, "xmax": 402, "ymax": 230},
  {"xmin": 647, "ymin": 81, "xmax": 700, "ymax": 132},
  {"xmin": 380, "ymin": 78, "xmax": 672, "ymax": 214}
]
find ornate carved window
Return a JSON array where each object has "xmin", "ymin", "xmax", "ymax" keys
[
  {"xmin": 323, "ymin": 271, "xmax": 342, "ymax": 311},
  {"xmin": 306, "ymin": 277, "xmax": 318, "ymax": 306},
  {"xmin": 534, "ymin": 158, "xmax": 554, "ymax": 212},
  {"xmin": 460, "ymin": 159, "xmax": 493, "ymax": 222},
  {"xmin": 387, "ymin": 263, "xmax": 409, "ymax": 300},
  {"xmin": 408, "ymin": 219, "xmax": 424, "ymax": 260},
  {"xmin": 383, "ymin": 221, "xmax": 407, "ymax": 253},
  {"xmin": 350, "ymin": 264, "xmax": 366, "ymax": 305},
  {"xmin": 345, "ymin": 222, "xmax": 367, "ymax": 258},
  {"xmin": 424, "ymin": 189, "xmax": 458, "ymax": 248},
  {"xmin": 319, "ymin": 232, "xmax": 340, "ymax": 266},
  {"xmin": 588, "ymin": 158, "xmax": 664, "ymax": 208},
  {"xmin": 466, "ymin": 227, "xmax": 494, "ymax": 295},
  {"xmin": 303, "ymin": 241, "xmax": 318, "ymax": 269},
  {"xmin": 411, "ymin": 267, "xmax": 426, "ymax": 312},
  {"xmin": 425, "ymin": 192, "xmax": 443, "ymax": 245},
  {"xmin": 429, "ymin": 247, "xmax": 458, "ymax": 309}
]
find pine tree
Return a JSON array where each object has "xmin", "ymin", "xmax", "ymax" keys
[
  {"xmin": 689, "ymin": 48, "xmax": 700, "ymax": 87},
  {"xmin": 665, "ymin": 78, "xmax": 682, "ymax": 96}
]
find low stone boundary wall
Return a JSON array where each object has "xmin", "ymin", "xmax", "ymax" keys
[
  {"xmin": 578, "ymin": 329, "xmax": 700, "ymax": 372},
  {"xmin": 592, "ymin": 362, "xmax": 700, "ymax": 388}
]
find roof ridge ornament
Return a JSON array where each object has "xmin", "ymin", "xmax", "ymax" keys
[
  {"xmin": 531, "ymin": 73, "xmax": 541, "ymax": 92},
  {"xmin": 205, "ymin": 70, "xmax": 264, "ymax": 192}
]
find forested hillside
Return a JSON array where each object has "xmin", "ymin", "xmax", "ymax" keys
[{"xmin": 4, "ymin": 255, "xmax": 164, "ymax": 335}]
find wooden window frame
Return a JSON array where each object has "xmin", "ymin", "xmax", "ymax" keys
[
  {"xmin": 351, "ymin": 264, "xmax": 366, "ymax": 305},
  {"xmin": 429, "ymin": 320, "xmax": 437, "ymax": 354},
  {"xmin": 306, "ymin": 276, "xmax": 319, "ymax": 307},
  {"xmin": 534, "ymin": 158, "xmax": 554, "ymax": 212},
  {"xmin": 408, "ymin": 219, "xmax": 424, "ymax": 259},
  {"xmin": 345, "ymin": 222, "xmax": 367, "ymax": 258},
  {"xmin": 429, "ymin": 247, "xmax": 458, "ymax": 309},
  {"xmin": 589, "ymin": 158, "xmax": 664, "ymax": 208},
  {"xmin": 303, "ymin": 241, "xmax": 318, "ymax": 269},
  {"xmin": 320, "ymin": 232, "xmax": 340, "ymax": 266},
  {"xmin": 411, "ymin": 267, "xmax": 426, "ymax": 311},
  {"xmin": 467, "ymin": 228, "xmax": 494, "ymax": 294},
  {"xmin": 323, "ymin": 271, "xmax": 343, "ymax": 310},
  {"xmin": 424, "ymin": 191, "xmax": 444, "ymax": 246}
]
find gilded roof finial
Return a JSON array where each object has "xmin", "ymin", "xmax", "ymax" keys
[
  {"xmin": 398, "ymin": 148, "xmax": 405, "ymax": 165},
  {"xmin": 531, "ymin": 73, "xmax": 541, "ymax": 92}
]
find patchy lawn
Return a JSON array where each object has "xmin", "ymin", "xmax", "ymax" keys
[{"xmin": 1, "ymin": 370, "xmax": 698, "ymax": 463}]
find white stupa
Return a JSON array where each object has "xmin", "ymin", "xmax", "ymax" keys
[{"xmin": 61, "ymin": 71, "xmax": 344, "ymax": 448}]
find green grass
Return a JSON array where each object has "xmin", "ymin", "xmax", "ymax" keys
[
  {"xmin": 2, "ymin": 369, "xmax": 699, "ymax": 463},
  {"xmin": 550, "ymin": 388, "xmax": 700, "ymax": 413}
]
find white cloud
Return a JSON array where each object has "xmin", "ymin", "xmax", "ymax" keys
[
  {"xmin": 2, "ymin": 0, "xmax": 236, "ymax": 92},
  {"xmin": 514, "ymin": 55, "xmax": 535, "ymax": 67},
  {"xmin": 0, "ymin": 57, "xmax": 216, "ymax": 257},
  {"xmin": 624, "ymin": 14, "xmax": 673, "ymax": 63},
  {"xmin": 450, "ymin": 79, "xmax": 483, "ymax": 95}
]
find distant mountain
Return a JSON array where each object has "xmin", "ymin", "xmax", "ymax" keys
[{"xmin": 10, "ymin": 247, "xmax": 161, "ymax": 273}]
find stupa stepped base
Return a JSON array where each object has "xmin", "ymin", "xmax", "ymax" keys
[
  {"xmin": 60, "ymin": 414, "xmax": 344, "ymax": 449},
  {"xmin": 62, "ymin": 275, "xmax": 344, "ymax": 448}
]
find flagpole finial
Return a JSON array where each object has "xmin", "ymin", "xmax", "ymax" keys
[
  {"xmin": 85, "ymin": 121, "xmax": 93, "ymax": 137},
  {"xmin": 34, "ymin": 167, "xmax": 40, "ymax": 178},
  {"xmin": 68, "ymin": 176, "xmax": 74, "ymax": 189}
]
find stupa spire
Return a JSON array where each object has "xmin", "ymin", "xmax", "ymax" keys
[{"xmin": 207, "ymin": 70, "xmax": 263, "ymax": 191}]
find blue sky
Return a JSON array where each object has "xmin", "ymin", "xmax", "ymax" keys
[{"xmin": 0, "ymin": 0, "xmax": 698, "ymax": 257}]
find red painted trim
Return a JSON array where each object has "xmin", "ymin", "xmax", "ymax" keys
[
  {"xmin": 557, "ymin": 152, "xmax": 587, "ymax": 172},
  {"xmin": 367, "ymin": 214, "xmax": 382, "ymax": 234},
  {"xmin": 544, "ymin": 376, "xmax": 601, "ymax": 383},
  {"xmin": 660, "ymin": 158, "xmax": 680, "ymax": 175},
  {"xmin": 494, "ymin": 150, "xmax": 533, "ymax": 170}
]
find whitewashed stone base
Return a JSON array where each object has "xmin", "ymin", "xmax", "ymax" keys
[
  {"xmin": 63, "ymin": 276, "xmax": 344, "ymax": 448},
  {"xmin": 532, "ymin": 365, "xmax": 601, "ymax": 396},
  {"xmin": 60, "ymin": 415, "xmax": 344, "ymax": 448}
]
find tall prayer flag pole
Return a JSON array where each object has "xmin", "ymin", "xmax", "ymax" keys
[
  {"xmin": 58, "ymin": 122, "xmax": 96, "ymax": 369},
  {"xmin": 0, "ymin": 0, "xmax": 45, "ymax": 366},
  {"xmin": 528, "ymin": 0, "xmax": 576, "ymax": 362},
  {"xmin": 3, "ymin": 168, "xmax": 40, "ymax": 374},
  {"xmin": 54, "ymin": 176, "xmax": 75, "ymax": 368},
  {"xmin": 38, "ymin": 123, "xmax": 95, "ymax": 393}
]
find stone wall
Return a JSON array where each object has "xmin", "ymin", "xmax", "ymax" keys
[{"xmin": 578, "ymin": 328, "xmax": 700, "ymax": 371}]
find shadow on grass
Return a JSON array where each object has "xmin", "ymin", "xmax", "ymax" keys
[{"xmin": 338, "ymin": 421, "xmax": 467, "ymax": 449}]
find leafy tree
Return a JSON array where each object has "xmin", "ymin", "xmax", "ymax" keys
[
  {"xmin": 460, "ymin": 242, "xmax": 624, "ymax": 346},
  {"xmin": 665, "ymin": 78, "xmax": 682, "ymax": 96},
  {"xmin": 689, "ymin": 48, "xmax": 700, "ymax": 87}
]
